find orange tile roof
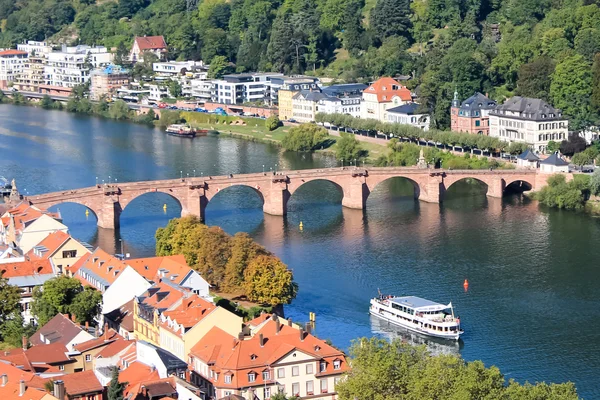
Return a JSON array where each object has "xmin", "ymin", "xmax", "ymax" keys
[
  {"xmin": 0, "ymin": 360, "xmax": 35, "ymax": 382},
  {"xmin": 119, "ymin": 361, "xmax": 160, "ymax": 386},
  {"xmin": 96, "ymin": 338, "xmax": 134, "ymax": 359},
  {"xmin": 246, "ymin": 313, "xmax": 271, "ymax": 328},
  {"xmin": 0, "ymin": 259, "xmax": 54, "ymax": 278},
  {"xmin": 139, "ymin": 281, "xmax": 188, "ymax": 311},
  {"xmin": 0, "ymin": 381, "xmax": 48, "ymax": 400},
  {"xmin": 0, "ymin": 50, "xmax": 27, "ymax": 56},
  {"xmin": 190, "ymin": 317, "xmax": 348, "ymax": 389},
  {"xmin": 2, "ymin": 343, "xmax": 70, "ymax": 365},
  {"xmin": 159, "ymin": 294, "xmax": 215, "ymax": 335},
  {"xmin": 0, "ymin": 351, "xmax": 35, "ymax": 372},
  {"xmin": 4, "ymin": 203, "xmax": 61, "ymax": 234},
  {"xmin": 60, "ymin": 370, "xmax": 103, "ymax": 395},
  {"xmin": 70, "ymin": 248, "xmax": 129, "ymax": 286},
  {"xmin": 119, "ymin": 342, "xmax": 137, "ymax": 368},
  {"xmin": 126, "ymin": 377, "xmax": 176, "ymax": 400},
  {"xmin": 134, "ymin": 36, "xmax": 167, "ymax": 50},
  {"xmin": 365, "ymin": 77, "xmax": 412, "ymax": 103},
  {"xmin": 126, "ymin": 255, "xmax": 191, "ymax": 285},
  {"xmin": 26, "ymin": 231, "xmax": 71, "ymax": 260},
  {"xmin": 73, "ymin": 328, "xmax": 121, "ymax": 352}
]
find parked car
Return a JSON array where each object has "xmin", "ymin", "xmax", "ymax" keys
[
  {"xmin": 158, "ymin": 103, "xmax": 168, "ymax": 109},
  {"xmin": 288, "ymin": 118, "xmax": 297, "ymax": 123}
]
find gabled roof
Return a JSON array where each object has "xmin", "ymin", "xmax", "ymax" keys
[
  {"xmin": 69, "ymin": 247, "xmax": 129, "ymax": 287},
  {"xmin": 95, "ymin": 338, "xmax": 134, "ymax": 359},
  {"xmin": 322, "ymin": 83, "xmax": 368, "ymax": 97},
  {"xmin": 3, "ymin": 343, "xmax": 70, "ymax": 365},
  {"xmin": 0, "ymin": 380, "xmax": 49, "ymax": 400},
  {"xmin": 0, "ymin": 360, "xmax": 35, "ymax": 382},
  {"xmin": 29, "ymin": 313, "xmax": 86, "ymax": 347},
  {"xmin": 119, "ymin": 361, "xmax": 160, "ymax": 386},
  {"xmin": 540, "ymin": 152, "xmax": 569, "ymax": 166},
  {"xmin": 126, "ymin": 255, "xmax": 192, "ymax": 285},
  {"xmin": 517, "ymin": 149, "xmax": 540, "ymax": 161},
  {"xmin": 103, "ymin": 299, "xmax": 135, "ymax": 333},
  {"xmin": 364, "ymin": 77, "xmax": 412, "ymax": 103},
  {"xmin": 0, "ymin": 259, "xmax": 54, "ymax": 280},
  {"xmin": 73, "ymin": 328, "xmax": 121, "ymax": 352},
  {"xmin": 26, "ymin": 231, "xmax": 72, "ymax": 261},
  {"xmin": 60, "ymin": 370, "xmax": 103, "ymax": 395},
  {"xmin": 134, "ymin": 36, "xmax": 167, "ymax": 51},
  {"xmin": 387, "ymin": 103, "xmax": 422, "ymax": 115},
  {"xmin": 3, "ymin": 203, "xmax": 61, "ymax": 234},
  {"xmin": 159, "ymin": 294, "xmax": 216, "ymax": 335},
  {"xmin": 292, "ymin": 90, "xmax": 330, "ymax": 102},
  {"xmin": 458, "ymin": 92, "xmax": 496, "ymax": 111},
  {"xmin": 137, "ymin": 280, "xmax": 189, "ymax": 313}
]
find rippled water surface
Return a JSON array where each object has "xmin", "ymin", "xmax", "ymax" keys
[{"xmin": 2, "ymin": 105, "xmax": 600, "ymax": 398}]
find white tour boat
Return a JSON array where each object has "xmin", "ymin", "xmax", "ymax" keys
[{"xmin": 369, "ymin": 295, "xmax": 463, "ymax": 341}]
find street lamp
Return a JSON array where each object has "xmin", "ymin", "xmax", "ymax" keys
[
  {"xmin": 119, "ymin": 238, "xmax": 124, "ymax": 255},
  {"xmin": 95, "ymin": 177, "xmax": 98, "ymax": 186},
  {"xmin": 108, "ymin": 175, "xmax": 111, "ymax": 184},
  {"xmin": 262, "ymin": 165, "xmax": 265, "ymax": 175},
  {"xmin": 180, "ymin": 170, "xmax": 183, "ymax": 179},
  {"xmin": 354, "ymin": 159, "xmax": 357, "ymax": 168},
  {"xmin": 341, "ymin": 159, "xmax": 344, "ymax": 168},
  {"xmin": 193, "ymin": 169, "xmax": 196, "ymax": 177}
]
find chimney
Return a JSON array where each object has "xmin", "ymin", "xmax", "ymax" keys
[
  {"xmin": 71, "ymin": 314, "xmax": 76, "ymax": 322},
  {"xmin": 54, "ymin": 380, "xmax": 65, "ymax": 400},
  {"xmin": 259, "ymin": 334, "xmax": 264, "ymax": 347},
  {"xmin": 275, "ymin": 322, "xmax": 281, "ymax": 335},
  {"xmin": 299, "ymin": 328, "xmax": 305, "ymax": 342},
  {"xmin": 287, "ymin": 318, "xmax": 292, "ymax": 327},
  {"xmin": 85, "ymin": 321, "xmax": 89, "ymax": 332},
  {"xmin": 22, "ymin": 336, "xmax": 27, "ymax": 351},
  {"xmin": 237, "ymin": 332, "xmax": 244, "ymax": 341},
  {"xmin": 19, "ymin": 380, "xmax": 25, "ymax": 396},
  {"xmin": 305, "ymin": 322, "xmax": 312, "ymax": 335},
  {"xmin": 1, "ymin": 374, "xmax": 7, "ymax": 386},
  {"xmin": 103, "ymin": 323, "xmax": 109, "ymax": 340}
]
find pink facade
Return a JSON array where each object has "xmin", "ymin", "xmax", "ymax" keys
[{"xmin": 450, "ymin": 107, "xmax": 490, "ymax": 135}]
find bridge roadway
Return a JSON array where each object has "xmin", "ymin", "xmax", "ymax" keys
[{"xmin": 24, "ymin": 167, "xmax": 543, "ymax": 230}]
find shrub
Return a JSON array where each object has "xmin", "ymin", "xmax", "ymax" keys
[{"xmin": 265, "ymin": 115, "xmax": 281, "ymax": 131}]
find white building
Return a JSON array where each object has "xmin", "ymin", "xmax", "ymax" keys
[
  {"xmin": 17, "ymin": 41, "xmax": 53, "ymax": 57},
  {"xmin": 0, "ymin": 50, "xmax": 28, "ymax": 90},
  {"xmin": 539, "ymin": 152, "xmax": 570, "ymax": 173},
  {"xmin": 516, "ymin": 149, "xmax": 540, "ymax": 169},
  {"xmin": 211, "ymin": 72, "xmax": 283, "ymax": 105},
  {"xmin": 321, "ymin": 83, "xmax": 366, "ymax": 118},
  {"xmin": 146, "ymin": 83, "xmax": 170, "ymax": 102},
  {"xmin": 153, "ymin": 61, "xmax": 206, "ymax": 76},
  {"xmin": 292, "ymin": 91, "xmax": 333, "ymax": 123},
  {"xmin": 387, "ymin": 103, "xmax": 430, "ymax": 131},
  {"xmin": 101, "ymin": 266, "xmax": 152, "ymax": 315},
  {"xmin": 44, "ymin": 45, "xmax": 113, "ymax": 89},
  {"xmin": 489, "ymin": 96, "xmax": 569, "ymax": 153},
  {"xmin": 361, "ymin": 77, "xmax": 413, "ymax": 122}
]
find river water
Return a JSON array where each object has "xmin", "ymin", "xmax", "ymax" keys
[{"xmin": 1, "ymin": 105, "xmax": 599, "ymax": 398}]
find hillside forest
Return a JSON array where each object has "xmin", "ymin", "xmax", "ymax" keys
[{"xmin": 2, "ymin": 0, "xmax": 600, "ymax": 130}]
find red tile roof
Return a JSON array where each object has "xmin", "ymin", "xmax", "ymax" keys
[
  {"xmin": 134, "ymin": 36, "xmax": 167, "ymax": 50},
  {"xmin": 104, "ymin": 299, "xmax": 135, "ymax": 333},
  {"xmin": 60, "ymin": 370, "xmax": 103, "ymax": 395},
  {"xmin": 26, "ymin": 231, "xmax": 71, "ymax": 261},
  {"xmin": 160, "ymin": 294, "xmax": 216, "ymax": 335},
  {"xmin": 0, "ymin": 360, "xmax": 34, "ymax": 382},
  {"xmin": 69, "ymin": 247, "xmax": 129, "ymax": 286},
  {"xmin": 4, "ymin": 203, "xmax": 61, "ymax": 234},
  {"xmin": 0, "ymin": 381, "xmax": 47, "ymax": 400},
  {"xmin": 126, "ymin": 255, "xmax": 191, "ymax": 285},
  {"xmin": 3, "ymin": 343, "xmax": 70, "ymax": 365},
  {"xmin": 0, "ymin": 50, "xmax": 27, "ymax": 56},
  {"xmin": 365, "ymin": 77, "xmax": 412, "ymax": 102},
  {"xmin": 96, "ymin": 338, "xmax": 134, "ymax": 359},
  {"xmin": 119, "ymin": 362, "xmax": 160, "ymax": 386},
  {"xmin": 0, "ymin": 259, "xmax": 54, "ymax": 278},
  {"xmin": 138, "ymin": 281, "xmax": 188, "ymax": 311},
  {"xmin": 73, "ymin": 328, "xmax": 121, "ymax": 352},
  {"xmin": 190, "ymin": 316, "xmax": 348, "ymax": 389}
]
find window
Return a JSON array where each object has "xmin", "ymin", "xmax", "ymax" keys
[
  {"xmin": 306, "ymin": 363, "xmax": 314, "ymax": 374},
  {"xmin": 225, "ymin": 375, "xmax": 232, "ymax": 384},
  {"xmin": 263, "ymin": 371, "xmax": 270, "ymax": 381},
  {"xmin": 85, "ymin": 354, "xmax": 92, "ymax": 362},
  {"xmin": 248, "ymin": 372, "xmax": 256, "ymax": 383},
  {"xmin": 59, "ymin": 365, "xmax": 65, "ymax": 371},
  {"xmin": 475, "ymin": 120, "xmax": 480, "ymax": 127},
  {"xmin": 306, "ymin": 380, "xmax": 314, "ymax": 394},
  {"xmin": 320, "ymin": 362, "xmax": 327, "ymax": 372},
  {"xmin": 277, "ymin": 368, "xmax": 285, "ymax": 378},
  {"xmin": 320, "ymin": 379, "xmax": 328, "ymax": 393},
  {"xmin": 62, "ymin": 250, "xmax": 77, "ymax": 258},
  {"xmin": 333, "ymin": 360, "xmax": 341, "ymax": 370},
  {"xmin": 292, "ymin": 366, "xmax": 299, "ymax": 376},
  {"xmin": 264, "ymin": 387, "xmax": 271, "ymax": 399},
  {"xmin": 292, "ymin": 383, "xmax": 300, "ymax": 396}
]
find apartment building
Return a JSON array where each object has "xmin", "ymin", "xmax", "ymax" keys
[
  {"xmin": 153, "ymin": 61, "xmax": 206, "ymax": 76},
  {"xmin": 321, "ymin": 83, "xmax": 366, "ymax": 118},
  {"xmin": 90, "ymin": 65, "xmax": 130, "ymax": 100},
  {"xmin": 361, "ymin": 77, "xmax": 412, "ymax": 122},
  {"xmin": 489, "ymin": 96, "xmax": 569, "ymax": 153},
  {"xmin": 387, "ymin": 103, "xmax": 430, "ymax": 131},
  {"xmin": 275, "ymin": 77, "xmax": 320, "ymax": 120},
  {"xmin": 43, "ymin": 45, "xmax": 112, "ymax": 90},
  {"xmin": 292, "ymin": 90, "xmax": 334, "ymax": 122},
  {"xmin": 0, "ymin": 50, "xmax": 27, "ymax": 90},
  {"xmin": 211, "ymin": 73, "xmax": 283, "ymax": 105}
]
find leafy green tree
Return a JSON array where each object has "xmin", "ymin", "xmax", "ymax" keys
[
  {"xmin": 114, "ymin": 42, "xmax": 129, "ymax": 66},
  {"xmin": 551, "ymin": 55, "xmax": 593, "ymax": 130},
  {"xmin": 167, "ymin": 80, "xmax": 182, "ymax": 98},
  {"xmin": 40, "ymin": 95, "xmax": 54, "ymax": 109},
  {"xmin": 107, "ymin": 367, "xmax": 127, "ymax": 400},
  {"xmin": 31, "ymin": 276, "xmax": 82, "ymax": 326},
  {"xmin": 575, "ymin": 28, "xmax": 600, "ymax": 61},
  {"xmin": 0, "ymin": 274, "xmax": 22, "ymax": 326},
  {"xmin": 546, "ymin": 140, "xmax": 559, "ymax": 153},
  {"xmin": 201, "ymin": 28, "xmax": 230, "ymax": 61},
  {"xmin": 1, "ymin": 314, "xmax": 36, "ymax": 348},
  {"xmin": 370, "ymin": 0, "xmax": 411, "ymax": 41},
  {"xmin": 336, "ymin": 132, "xmax": 365, "ymax": 162},
  {"xmin": 559, "ymin": 135, "xmax": 587, "ymax": 157},
  {"xmin": 243, "ymin": 255, "xmax": 298, "ymax": 305},
  {"xmin": 138, "ymin": 109, "xmax": 156, "ymax": 124},
  {"xmin": 207, "ymin": 55, "xmax": 231, "ymax": 79},
  {"xmin": 592, "ymin": 54, "xmax": 600, "ymax": 113},
  {"xmin": 590, "ymin": 169, "xmax": 600, "ymax": 196},
  {"xmin": 507, "ymin": 142, "xmax": 530, "ymax": 155},
  {"xmin": 108, "ymin": 100, "xmax": 131, "ymax": 120},
  {"xmin": 223, "ymin": 232, "xmax": 268, "ymax": 293},
  {"xmin": 265, "ymin": 115, "xmax": 280, "ymax": 131},
  {"xmin": 516, "ymin": 57, "xmax": 555, "ymax": 100},
  {"xmin": 69, "ymin": 286, "xmax": 103, "ymax": 325},
  {"xmin": 281, "ymin": 124, "xmax": 329, "ymax": 151}
]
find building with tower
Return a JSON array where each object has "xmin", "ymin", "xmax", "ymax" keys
[{"xmin": 450, "ymin": 92, "xmax": 496, "ymax": 135}]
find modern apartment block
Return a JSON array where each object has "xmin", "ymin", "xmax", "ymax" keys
[
  {"xmin": 0, "ymin": 50, "xmax": 28, "ymax": 90},
  {"xmin": 210, "ymin": 73, "xmax": 283, "ymax": 105}
]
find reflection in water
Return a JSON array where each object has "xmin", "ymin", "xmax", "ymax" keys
[{"xmin": 369, "ymin": 315, "xmax": 462, "ymax": 357}]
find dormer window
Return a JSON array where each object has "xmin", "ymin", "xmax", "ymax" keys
[
  {"xmin": 262, "ymin": 371, "xmax": 270, "ymax": 380},
  {"xmin": 248, "ymin": 372, "xmax": 256, "ymax": 382},
  {"xmin": 314, "ymin": 345, "xmax": 321, "ymax": 351},
  {"xmin": 320, "ymin": 361, "xmax": 327, "ymax": 372},
  {"xmin": 225, "ymin": 375, "xmax": 232, "ymax": 384},
  {"xmin": 250, "ymin": 354, "xmax": 257, "ymax": 360},
  {"xmin": 333, "ymin": 360, "xmax": 341, "ymax": 370}
]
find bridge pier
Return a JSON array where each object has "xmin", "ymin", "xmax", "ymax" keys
[
  {"xmin": 96, "ymin": 198, "xmax": 122, "ymax": 230},
  {"xmin": 341, "ymin": 182, "xmax": 369, "ymax": 210},
  {"xmin": 419, "ymin": 175, "xmax": 444, "ymax": 204},
  {"xmin": 486, "ymin": 177, "xmax": 505, "ymax": 198},
  {"xmin": 263, "ymin": 184, "xmax": 290, "ymax": 216}
]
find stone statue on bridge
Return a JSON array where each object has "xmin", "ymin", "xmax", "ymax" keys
[{"xmin": 417, "ymin": 149, "xmax": 427, "ymax": 169}]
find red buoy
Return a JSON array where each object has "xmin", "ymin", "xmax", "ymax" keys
[{"xmin": 463, "ymin": 279, "xmax": 469, "ymax": 291}]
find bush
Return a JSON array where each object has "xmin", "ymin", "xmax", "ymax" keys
[
  {"xmin": 336, "ymin": 132, "xmax": 366, "ymax": 161},
  {"xmin": 281, "ymin": 124, "xmax": 329, "ymax": 151},
  {"xmin": 265, "ymin": 115, "xmax": 280, "ymax": 131},
  {"xmin": 532, "ymin": 174, "xmax": 587, "ymax": 210},
  {"xmin": 156, "ymin": 110, "xmax": 182, "ymax": 129},
  {"xmin": 108, "ymin": 100, "xmax": 131, "ymax": 120}
]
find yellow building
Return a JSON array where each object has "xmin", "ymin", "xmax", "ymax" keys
[
  {"xmin": 159, "ymin": 295, "xmax": 242, "ymax": 361},
  {"xmin": 28, "ymin": 231, "xmax": 91, "ymax": 275},
  {"xmin": 276, "ymin": 78, "xmax": 320, "ymax": 120},
  {"xmin": 278, "ymin": 89, "xmax": 295, "ymax": 120}
]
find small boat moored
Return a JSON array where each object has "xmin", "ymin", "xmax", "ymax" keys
[
  {"xmin": 165, "ymin": 124, "xmax": 209, "ymax": 138},
  {"xmin": 369, "ymin": 294, "xmax": 463, "ymax": 341}
]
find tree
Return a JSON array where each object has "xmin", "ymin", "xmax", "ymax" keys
[
  {"xmin": 1, "ymin": 314, "xmax": 36, "ymax": 348},
  {"xmin": 550, "ymin": 55, "xmax": 594, "ymax": 130},
  {"xmin": 223, "ymin": 232, "xmax": 268, "ymax": 293},
  {"xmin": 370, "ymin": 0, "xmax": 411, "ymax": 41},
  {"xmin": 0, "ymin": 274, "xmax": 22, "ymax": 326},
  {"xmin": 559, "ymin": 135, "xmax": 587, "ymax": 157},
  {"xmin": 31, "ymin": 276, "xmax": 82, "ymax": 326},
  {"xmin": 590, "ymin": 169, "xmax": 600, "ymax": 196},
  {"xmin": 108, "ymin": 100, "xmax": 131, "ymax": 120},
  {"xmin": 592, "ymin": 54, "xmax": 600, "ymax": 113},
  {"xmin": 167, "ymin": 80, "xmax": 182, "ymax": 98},
  {"xmin": 546, "ymin": 140, "xmax": 559, "ymax": 153},
  {"xmin": 336, "ymin": 132, "xmax": 365, "ymax": 162},
  {"xmin": 516, "ymin": 57, "xmax": 555, "ymax": 100},
  {"xmin": 265, "ymin": 115, "xmax": 280, "ymax": 131},
  {"xmin": 40, "ymin": 94, "xmax": 54, "ymax": 109},
  {"xmin": 69, "ymin": 286, "xmax": 102, "ymax": 325},
  {"xmin": 572, "ymin": 151, "xmax": 592, "ymax": 167},
  {"xmin": 243, "ymin": 255, "xmax": 298, "ymax": 305},
  {"xmin": 114, "ymin": 42, "xmax": 129, "ymax": 66},
  {"xmin": 207, "ymin": 55, "xmax": 231, "ymax": 79},
  {"xmin": 507, "ymin": 142, "xmax": 530, "ymax": 155},
  {"xmin": 201, "ymin": 28, "xmax": 230, "ymax": 61},
  {"xmin": 281, "ymin": 124, "xmax": 329, "ymax": 151},
  {"xmin": 107, "ymin": 367, "xmax": 127, "ymax": 400}
]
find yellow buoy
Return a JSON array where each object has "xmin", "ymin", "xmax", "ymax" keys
[
  {"xmin": 163, "ymin": 204, "xmax": 167, "ymax": 212},
  {"xmin": 85, "ymin": 209, "xmax": 89, "ymax": 217},
  {"xmin": 299, "ymin": 221, "xmax": 304, "ymax": 230},
  {"xmin": 309, "ymin": 312, "xmax": 316, "ymax": 322}
]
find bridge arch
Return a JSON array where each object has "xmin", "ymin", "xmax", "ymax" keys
[
  {"xmin": 504, "ymin": 178, "xmax": 534, "ymax": 194},
  {"xmin": 368, "ymin": 176, "xmax": 421, "ymax": 201},
  {"xmin": 47, "ymin": 201, "xmax": 99, "ymax": 221},
  {"xmin": 287, "ymin": 178, "xmax": 345, "ymax": 212},
  {"xmin": 444, "ymin": 176, "xmax": 490, "ymax": 196},
  {"xmin": 120, "ymin": 189, "xmax": 184, "ymax": 213}
]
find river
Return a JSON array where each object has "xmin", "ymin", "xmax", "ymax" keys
[{"xmin": 1, "ymin": 105, "xmax": 599, "ymax": 398}]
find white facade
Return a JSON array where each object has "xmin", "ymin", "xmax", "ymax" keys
[
  {"xmin": 0, "ymin": 50, "xmax": 28, "ymax": 89},
  {"xmin": 316, "ymin": 97, "xmax": 342, "ymax": 115},
  {"xmin": 153, "ymin": 61, "xmax": 205, "ymax": 76},
  {"xmin": 540, "ymin": 163, "xmax": 569, "ymax": 174},
  {"xmin": 190, "ymin": 79, "xmax": 213, "ymax": 102},
  {"xmin": 101, "ymin": 266, "xmax": 152, "ymax": 314},
  {"xmin": 317, "ymin": 95, "xmax": 363, "ymax": 118},
  {"xmin": 211, "ymin": 73, "xmax": 283, "ymax": 105},
  {"xmin": 45, "ymin": 46, "xmax": 112, "ymax": 88},
  {"xmin": 387, "ymin": 105, "xmax": 430, "ymax": 131},
  {"xmin": 146, "ymin": 84, "xmax": 170, "ymax": 102},
  {"xmin": 18, "ymin": 215, "xmax": 68, "ymax": 253},
  {"xmin": 180, "ymin": 270, "xmax": 211, "ymax": 299},
  {"xmin": 17, "ymin": 41, "xmax": 53, "ymax": 56}
]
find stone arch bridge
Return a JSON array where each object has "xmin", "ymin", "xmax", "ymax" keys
[{"xmin": 24, "ymin": 167, "xmax": 546, "ymax": 229}]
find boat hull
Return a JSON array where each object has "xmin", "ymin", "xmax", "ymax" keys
[{"xmin": 166, "ymin": 131, "xmax": 196, "ymax": 138}]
